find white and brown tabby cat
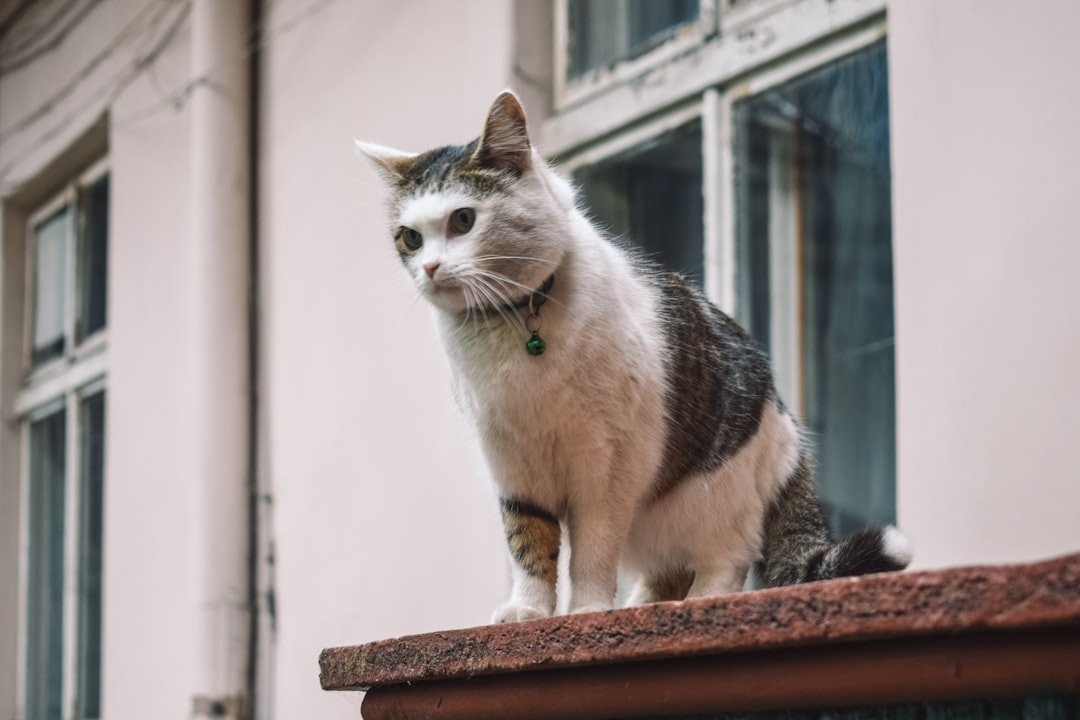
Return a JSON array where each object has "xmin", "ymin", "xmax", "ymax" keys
[{"xmin": 359, "ymin": 90, "xmax": 911, "ymax": 623}]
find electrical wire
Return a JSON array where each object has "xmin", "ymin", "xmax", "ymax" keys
[
  {"xmin": 0, "ymin": 0, "xmax": 177, "ymax": 146},
  {"xmin": 0, "ymin": 0, "xmax": 105, "ymax": 74},
  {"xmin": 0, "ymin": 0, "xmax": 187, "ymax": 190},
  {"xmin": 0, "ymin": 0, "xmax": 340, "ymax": 193},
  {"xmin": 111, "ymin": 0, "xmax": 338, "ymax": 129},
  {"xmin": 0, "ymin": 0, "xmax": 50, "ymax": 46}
]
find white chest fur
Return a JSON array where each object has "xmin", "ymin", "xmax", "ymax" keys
[{"xmin": 437, "ymin": 240, "xmax": 669, "ymax": 515}]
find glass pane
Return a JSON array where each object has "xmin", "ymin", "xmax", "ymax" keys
[
  {"xmin": 574, "ymin": 120, "xmax": 705, "ymax": 287},
  {"xmin": 32, "ymin": 208, "xmax": 69, "ymax": 365},
  {"xmin": 76, "ymin": 392, "xmax": 105, "ymax": 720},
  {"xmin": 734, "ymin": 42, "xmax": 895, "ymax": 537},
  {"xmin": 569, "ymin": 0, "xmax": 699, "ymax": 78},
  {"xmin": 78, "ymin": 173, "xmax": 108, "ymax": 341},
  {"xmin": 26, "ymin": 408, "xmax": 67, "ymax": 720}
]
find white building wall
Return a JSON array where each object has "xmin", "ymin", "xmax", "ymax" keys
[
  {"xmin": 105, "ymin": 22, "xmax": 197, "ymax": 719},
  {"xmin": 259, "ymin": 2, "xmax": 521, "ymax": 717},
  {"xmin": 0, "ymin": 2, "xmax": 200, "ymax": 719},
  {"xmin": 890, "ymin": 0, "xmax": 1080, "ymax": 569}
]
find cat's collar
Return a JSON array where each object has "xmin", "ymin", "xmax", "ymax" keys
[
  {"xmin": 520, "ymin": 273, "xmax": 554, "ymax": 356},
  {"xmin": 465, "ymin": 273, "xmax": 554, "ymax": 317},
  {"xmin": 503, "ymin": 273, "xmax": 555, "ymax": 313},
  {"xmin": 480, "ymin": 273, "xmax": 554, "ymax": 357},
  {"xmin": 465, "ymin": 273, "xmax": 554, "ymax": 356}
]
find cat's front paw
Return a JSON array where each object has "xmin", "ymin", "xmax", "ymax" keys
[
  {"xmin": 569, "ymin": 602, "xmax": 613, "ymax": 615},
  {"xmin": 491, "ymin": 603, "xmax": 550, "ymax": 624}
]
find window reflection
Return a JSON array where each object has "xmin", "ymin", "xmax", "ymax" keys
[
  {"xmin": 575, "ymin": 120, "xmax": 705, "ymax": 287},
  {"xmin": 31, "ymin": 209, "xmax": 68, "ymax": 365},
  {"xmin": 735, "ymin": 42, "xmax": 895, "ymax": 536},
  {"xmin": 26, "ymin": 409, "xmax": 67, "ymax": 720},
  {"xmin": 568, "ymin": 0, "xmax": 699, "ymax": 77}
]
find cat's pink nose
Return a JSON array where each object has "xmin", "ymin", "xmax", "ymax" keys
[{"xmin": 424, "ymin": 262, "xmax": 440, "ymax": 279}]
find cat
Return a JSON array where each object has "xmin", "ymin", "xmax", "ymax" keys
[{"xmin": 358, "ymin": 90, "xmax": 912, "ymax": 623}]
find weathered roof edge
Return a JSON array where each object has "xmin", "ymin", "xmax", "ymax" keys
[{"xmin": 320, "ymin": 551, "xmax": 1080, "ymax": 692}]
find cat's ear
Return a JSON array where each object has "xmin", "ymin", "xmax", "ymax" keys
[
  {"xmin": 470, "ymin": 90, "xmax": 532, "ymax": 176},
  {"xmin": 355, "ymin": 139, "xmax": 418, "ymax": 182}
]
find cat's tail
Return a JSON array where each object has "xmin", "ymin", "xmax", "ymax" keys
[{"xmin": 757, "ymin": 450, "xmax": 913, "ymax": 587}]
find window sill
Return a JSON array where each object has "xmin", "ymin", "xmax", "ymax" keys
[{"xmin": 320, "ymin": 553, "xmax": 1080, "ymax": 719}]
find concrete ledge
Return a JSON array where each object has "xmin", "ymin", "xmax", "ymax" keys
[
  {"xmin": 321, "ymin": 552, "xmax": 1080, "ymax": 693},
  {"xmin": 320, "ymin": 554, "xmax": 1080, "ymax": 718}
]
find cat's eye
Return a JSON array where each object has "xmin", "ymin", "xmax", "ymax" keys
[
  {"xmin": 400, "ymin": 226, "xmax": 423, "ymax": 251},
  {"xmin": 449, "ymin": 207, "xmax": 476, "ymax": 235}
]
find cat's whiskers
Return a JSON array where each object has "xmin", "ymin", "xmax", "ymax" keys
[
  {"xmin": 404, "ymin": 288, "xmax": 426, "ymax": 318},
  {"xmin": 473, "ymin": 254, "xmax": 559, "ymax": 266},
  {"xmin": 470, "ymin": 269, "xmax": 520, "ymax": 310},
  {"xmin": 473, "ymin": 268, "xmax": 565, "ymax": 312},
  {"xmin": 456, "ymin": 283, "xmax": 476, "ymax": 333},
  {"xmin": 469, "ymin": 275, "xmax": 530, "ymax": 338},
  {"xmin": 481, "ymin": 280, "xmax": 531, "ymax": 338},
  {"xmin": 473, "ymin": 255, "xmax": 563, "ymax": 304},
  {"xmin": 470, "ymin": 269, "xmax": 533, "ymax": 300}
]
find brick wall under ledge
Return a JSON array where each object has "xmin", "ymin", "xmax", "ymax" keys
[{"xmin": 320, "ymin": 553, "xmax": 1080, "ymax": 719}]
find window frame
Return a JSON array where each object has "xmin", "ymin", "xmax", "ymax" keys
[
  {"xmin": 557, "ymin": 100, "xmax": 703, "ymax": 177},
  {"xmin": 546, "ymin": 0, "xmax": 893, "ymax": 526},
  {"xmin": 713, "ymin": 20, "xmax": 889, "ymax": 414},
  {"xmin": 554, "ymin": 0, "xmax": 721, "ymax": 110},
  {"xmin": 16, "ymin": 158, "xmax": 108, "ymax": 417},
  {"xmin": 14, "ymin": 158, "xmax": 108, "ymax": 720},
  {"xmin": 543, "ymin": 0, "xmax": 887, "ymax": 157}
]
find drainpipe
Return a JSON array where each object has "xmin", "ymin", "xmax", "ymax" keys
[{"xmin": 188, "ymin": 0, "xmax": 251, "ymax": 717}]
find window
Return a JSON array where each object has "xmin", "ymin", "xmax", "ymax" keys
[
  {"xmin": 567, "ymin": 0, "xmax": 701, "ymax": 78},
  {"xmin": 28, "ymin": 169, "xmax": 108, "ymax": 367},
  {"xmin": 734, "ymin": 42, "xmax": 894, "ymax": 536},
  {"xmin": 555, "ymin": 0, "xmax": 719, "ymax": 107},
  {"xmin": 575, "ymin": 120, "xmax": 705, "ymax": 286},
  {"xmin": 555, "ymin": 1, "xmax": 893, "ymax": 536},
  {"xmin": 17, "ymin": 161, "xmax": 108, "ymax": 720},
  {"xmin": 25, "ymin": 408, "xmax": 66, "ymax": 720}
]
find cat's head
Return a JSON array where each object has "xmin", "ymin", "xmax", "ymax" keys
[{"xmin": 358, "ymin": 91, "xmax": 575, "ymax": 315}]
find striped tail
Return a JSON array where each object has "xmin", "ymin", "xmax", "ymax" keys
[{"xmin": 757, "ymin": 450, "xmax": 913, "ymax": 587}]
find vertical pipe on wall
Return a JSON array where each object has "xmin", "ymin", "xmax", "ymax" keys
[
  {"xmin": 188, "ymin": 0, "xmax": 251, "ymax": 717},
  {"xmin": 246, "ymin": 0, "xmax": 272, "ymax": 716}
]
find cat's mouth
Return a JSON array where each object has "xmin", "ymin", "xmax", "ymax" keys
[
  {"xmin": 426, "ymin": 278, "xmax": 466, "ymax": 301},
  {"xmin": 422, "ymin": 277, "xmax": 483, "ymax": 315}
]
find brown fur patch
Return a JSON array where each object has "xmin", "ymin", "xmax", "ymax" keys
[
  {"xmin": 643, "ymin": 568, "xmax": 695, "ymax": 602},
  {"xmin": 500, "ymin": 498, "xmax": 560, "ymax": 583}
]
